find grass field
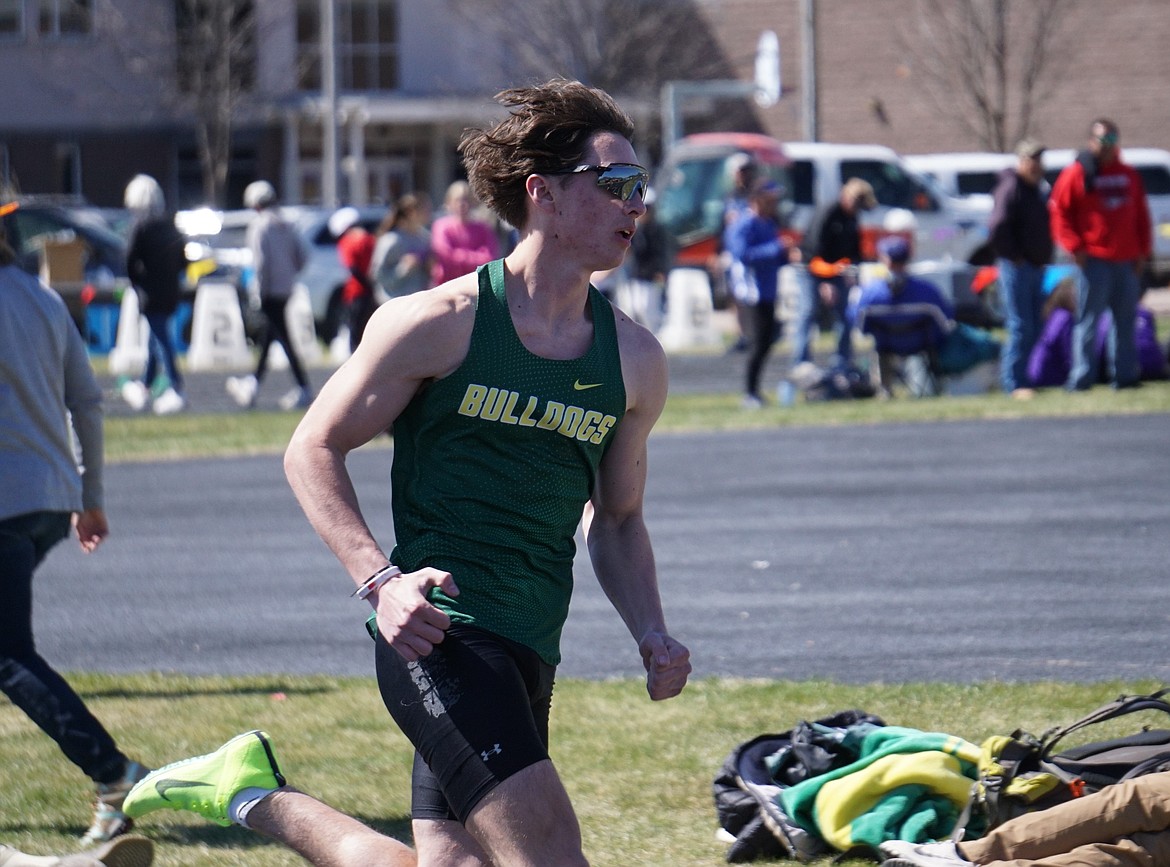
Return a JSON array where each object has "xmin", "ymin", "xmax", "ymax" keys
[
  {"xmin": 13, "ymin": 329, "xmax": 1169, "ymax": 864},
  {"xmin": 2, "ymin": 676, "xmax": 1165, "ymax": 866},
  {"xmin": 98, "ymin": 303, "xmax": 1170, "ymax": 461},
  {"xmin": 102, "ymin": 377, "xmax": 1170, "ymax": 462}
]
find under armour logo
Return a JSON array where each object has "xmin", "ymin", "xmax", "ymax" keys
[{"xmin": 481, "ymin": 744, "xmax": 502, "ymax": 762}]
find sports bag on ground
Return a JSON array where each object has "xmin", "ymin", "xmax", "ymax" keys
[
  {"xmin": 956, "ymin": 687, "xmax": 1170, "ymax": 836},
  {"xmin": 713, "ymin": 710, "xmax": 885, "ymax": 863}
]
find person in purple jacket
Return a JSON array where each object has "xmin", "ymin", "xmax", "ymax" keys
[
  {"xmin": 1029, "ymin": 278, "xmax": 1168, "ymax": 386},
  {"xmin": 1027, "ymin": 277, "xmax": 1077, "ymax": 388}
]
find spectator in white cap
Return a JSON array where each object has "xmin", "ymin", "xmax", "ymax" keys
[
  {"xmin": 225, "ymin": 180, "xmax": 313, "ymax": 411},
  {"xmin": 849, "ymin": 235, "xmax": 955, "ymax": 397},
  {"xmin": 330, "ymin": 206, "xmax": 377, "ymax": 353},
  {"xmin": 121, "ymin": 174, "xmax": 188, "ymax": 414}
]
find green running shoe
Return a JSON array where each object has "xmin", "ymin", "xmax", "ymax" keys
[{"xmin": 123, "ymin": 731, "xmax": 285, "ymax": 827}]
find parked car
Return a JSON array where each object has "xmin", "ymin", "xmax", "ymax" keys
[
  {"xmin": 0, "ymin": 199, "xmax": 129, "ymax": 329},
  {"xmin": 175, "ymin": 207, "xmax": 255, "ymax": 289},
  {"xmin": 654, "ymin": 133, "xmax": 797, "ymax": 309},
  {"xmin": 903, "ymin": 152, "xmax": 1017, "ymax": 207},
  {"xmin": 1042, "ymin": 147, "xmax": 1170, "ymax": 283},
  {"xmin": 289, "ymin": 204, "xmax": 386, "ymax": 342},
  {"xmin": 176, "ymin": 203, "xmax": 390, "ymax": 343},
  {"xmin": 655, "ymin": 134, "xmax": 994, "ymax": 319},
  {"xmin": 782, "ymin": 141, "xmax": 993, "ymax": 266},
  {"xmin": 655, "ymin": 132, "xmax": 795, "ymax": 268}
]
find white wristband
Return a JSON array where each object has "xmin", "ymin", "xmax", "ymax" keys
[{"xmin": 352, "ymin": 565, "xmax": 402, "ymax": 600}]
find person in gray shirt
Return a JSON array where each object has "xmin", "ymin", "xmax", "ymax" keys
[
  {"xmin": 0, "ymin": 216, "xmax": 149, "ymax": 845},
  {"xmin": 225, "ymin": 180, "xmax": 312, "ymax": 411}
]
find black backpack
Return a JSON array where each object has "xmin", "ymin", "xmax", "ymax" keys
[
  {"xmin": 713, "ymin": 710, "xmax": 885, "ymax": 863},
  {"xmin": 957, "ymin": 688, "xmax": 1170, "ymax": 835}
]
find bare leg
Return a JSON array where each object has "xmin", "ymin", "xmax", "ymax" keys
[
  {"xmin": 247, "ymin": 787, "xmax": 416, "ymax": 867},
  {"xmin": 413, "ymin": 819, "xmax": 494, "ymax": 867},
  {"xmin": 464, "ymin": 760, "xmax": 588, "ymax": 867}
]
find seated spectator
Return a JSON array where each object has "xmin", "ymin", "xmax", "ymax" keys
[
  {"xmin": 1028, "ymin": 278, "xmax": 1167, "ymax": 387},
  {"xmin": 881, "ymin": 770, "xmax": 1170, "ymax": 867},
  {"xmin": 1096, "ymin": 300, "xmax": 1168, "ymax": 382},
  {"xmin": 1026, "ymin": 275, "xmax": 1077, "ymax": 388},
  {"xmin": 850, "ymin": 236, "xmax": 954, "ymax": 396}
]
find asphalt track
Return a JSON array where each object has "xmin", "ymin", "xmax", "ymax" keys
[{"xmin": 38, "ymin": 357, "xmax": 1170, "ymax": 685}]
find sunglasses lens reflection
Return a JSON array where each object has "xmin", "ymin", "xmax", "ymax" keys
[{"xmin": 597, "ymin": 166, "xmax": 649, "ymax": 201}]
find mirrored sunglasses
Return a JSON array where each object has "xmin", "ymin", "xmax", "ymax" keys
[{"xmin": 552, "ymin": 163, "xmax": 650, "ymax": 202}]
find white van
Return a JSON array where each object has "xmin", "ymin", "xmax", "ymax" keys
[
  {"xmin": 1042, "ymin": 147, "xmax": 1170, "ymax": 282},
  {"xmin": 782, "ymin": 142, "xmax": 993, "ymax": 265},
  {"xmin": 654, "ymin": 136, "xmax": 1001, "ymax": 327},
  {"xmin": 903, "ymin": 152, "xmax": 1016, "ymax": 207}
]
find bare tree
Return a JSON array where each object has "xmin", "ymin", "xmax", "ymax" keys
[
  {"xmin": 906, "ymin": 0, "xmax": 1084, "ymax": 151},
  {"xmin": 449, "ymin": 0, "xmax": 732, "ymax": 95},
  {"xmin": 173, "ymin": 0, "xmax": 257, "ymax": 206},
  {"xmin": 444, "ymin": 0, "xmax": 747, "ymax": 153},
  {"xmin": 103, "ymin": 0, "xmax": 257, "ymax": 207}
]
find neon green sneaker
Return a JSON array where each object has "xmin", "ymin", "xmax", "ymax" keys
[{"xmin": 123, "ymin": 731, "xmax": 285, "ymax": 827}]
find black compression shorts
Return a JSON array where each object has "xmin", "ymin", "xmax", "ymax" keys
[{"xmin": 374, "ymin": 624, "xmax": 555, "ymax": 823}]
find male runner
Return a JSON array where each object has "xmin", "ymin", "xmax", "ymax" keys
[{"xmin": 124, "ymin": 78, "xmax": 691, "ymax": 867}]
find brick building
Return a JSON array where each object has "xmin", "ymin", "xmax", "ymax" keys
[
  {"xmin": 1, "ymin": 0, "xmax": 1166, "ymax": 209},
  {"xmin": 694, "ymin": 0, "xmax": 1170, "ymax": 155}
]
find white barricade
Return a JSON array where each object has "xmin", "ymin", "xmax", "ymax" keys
[
  {"xmin": 107, "ymin": 288, "xmax": 149, "ymax": 376},
  {"xmin": 656, "ymin": 267, "xmax": 722, "ymax": 352},
  {"xmin": 613, "ymin": 277, "xmax": 665, "ymax": 334},
  {"xmin": 186, "ymin": 282, "xmax": 252, "ymax": 371},
  {"xmin": 776, "ymin": 265, "xmax": 803, "ymax": 325},
  {"xmin": 287, "ymin": 286, "xmax": 321, "ymax": 366}
]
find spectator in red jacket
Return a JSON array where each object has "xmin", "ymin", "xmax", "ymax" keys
[
  {"xmin": 1048, "ymin": 119, "xmax": 1152, "ymax": 390},
  {"xmin": 331, "ymin": 207, "xmax": 377, "ymax": 354}
]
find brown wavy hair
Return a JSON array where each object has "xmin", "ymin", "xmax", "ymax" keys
[{"xmin": 459, "ymin": 79, "xmax": 635, "ymax": 231}]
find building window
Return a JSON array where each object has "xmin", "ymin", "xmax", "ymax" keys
[
  {"xmin": 39, "ymin": 0, "xmax": 92, "ymax": 38},
  {"xmin": 0, "ymin": 0, "xmax": 23, "ymax": 39},
  {"xmin": 297, "ymin": 0, "xmax": 398, "ymax": 92}
]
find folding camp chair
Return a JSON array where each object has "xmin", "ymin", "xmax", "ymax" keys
[{"xmin": 854, "ymin": 303, "xmax": 953, "ymax": 397}]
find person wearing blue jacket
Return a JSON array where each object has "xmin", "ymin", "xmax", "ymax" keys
[
  {"xmin": 725, "ymin": 177, "xmax": 794, "ymax": 407},
  {"xmin": 850, "ymin": 236, "xmax": 955, "ymax": 396}
]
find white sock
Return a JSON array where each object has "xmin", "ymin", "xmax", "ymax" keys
[{"xmin": 228, "ymin": 786, "xmax": 278, "ymax": 828}]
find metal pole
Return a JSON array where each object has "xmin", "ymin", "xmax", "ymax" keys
[
  {"xmin": 661, "ymin": 82, "xmax": 679, "ymax": 156},
  {"xmin": 801, "ymin": 0, "xmax": 818, "ymax": 141},
  {"xmin": 320, "ymin": 0, "xmax": 338, "ymax": 207},
  {"xmin": 661, "ymin": 80, "xmax": 759, "ymax": 157}
]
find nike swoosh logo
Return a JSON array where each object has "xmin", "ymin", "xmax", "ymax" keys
[
  {"xmin": 154, "ymin": 778, "xmax": 213, "ymax": 802},
  {"xmin": 573, "ymin": 380, "xmax": 603, "ymax": 391}
]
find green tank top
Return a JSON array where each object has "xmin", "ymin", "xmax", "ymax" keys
[{"xmin": 387, "ymin": 259, "xmax": 627, "ymax": 664}]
